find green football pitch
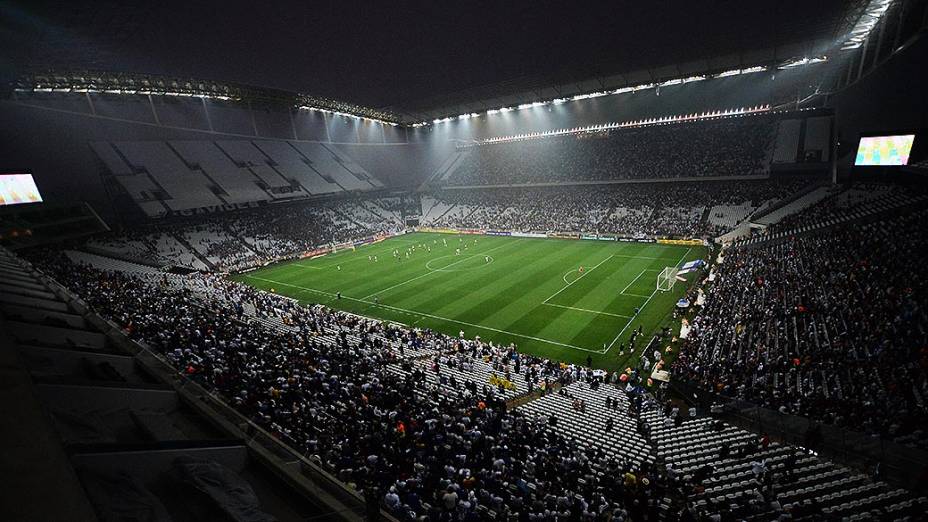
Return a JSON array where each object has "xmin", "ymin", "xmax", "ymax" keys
[{"xmin": 234, "ymin": 232, "xmax": 706, "ymax": 369}]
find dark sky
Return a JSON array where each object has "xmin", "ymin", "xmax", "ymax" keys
[{"xmin": 3, "ymin": 0, "xmax": 848, "ymax": 112}]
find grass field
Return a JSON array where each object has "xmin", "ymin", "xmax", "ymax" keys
[{"xmin": 235, "ymin": 232, "xmax": 706, "ymax": 369}]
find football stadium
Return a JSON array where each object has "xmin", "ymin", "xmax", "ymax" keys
[{"xmin": 1, "ymin": 1, "xmax": 927, "ymax": 520}]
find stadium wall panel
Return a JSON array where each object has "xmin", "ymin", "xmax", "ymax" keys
[
  {"xmin": 357, "ymin": 119, "xmax": 384, "ymax": 144},
  {"xmin": 327, "ymin": 115, "xmax": 358, "ymax": 143},
  {"xmin": 151, "ymin": 96, "xmax": 211, "ymax": 130},
  {"xmin": 292, "ymin": 110, "xmax": 330, "ymax": 142},
  {"xmin": 205, "ymin": 100, "xmax": 255, "ymax": 135},
  {"xmin": 90, "ymin": 93, "xmax": 157, "ymax": 124},
  {"xmin": 253, "ymin": 106, "xmax": 294, "ymax": 139}
]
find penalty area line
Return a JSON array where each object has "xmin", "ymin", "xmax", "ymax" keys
[
  {"xmin": 243, "ymin": 275, "xmax": 605, "ymax": 353},
  {"xmin": 603, "ymin": 247, "xmax": 693, "ymax": 354},
  {"xmin": 620, "ymin": 267, "xmax": 661, "ymax": 294},
  {"xmin": 542, "ymin": 302, "xmax": 633, "ymax": 319},
  {"xmin": 542, "ymin": 254, "xmax": 615, "ymax": 305}
]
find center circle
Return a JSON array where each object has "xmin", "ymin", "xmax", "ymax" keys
[{"xmin": 425, "ymin": 254, "xmax": 495, "ymax": 272}]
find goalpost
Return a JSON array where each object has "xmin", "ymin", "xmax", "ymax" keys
[{"xmin": 656, "ymin": 266, "xmax": 679, "ymax": 292}]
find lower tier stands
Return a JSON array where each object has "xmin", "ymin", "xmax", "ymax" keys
[
  {"xmin": 0, "ymin": 246, "xmax": 356, "ymax": 521},
  {"xmin": 674, "ymin": 208, "xmax": 928, "ymax": 452},
  {"xmin": 16, "ymin": 243, "xmax": 927, "ymax": 521},
  {"xmin": 76, "ymin": 180, "xmax": 811, "ymax": 275}
]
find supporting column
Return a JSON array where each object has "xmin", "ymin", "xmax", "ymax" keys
[
  {"xmin": 201, "ymin": 97, "xmax": 213, "ymax": 131},
  {"xmin": 873, "ymin": 13, "xmax": 888, "ymax": 66},
  {"xmin": 249, "ymin": 100, "xmax": 259, "ymax": 137},
  {"xmin": 289, "ymin": 108, "xmax": 298, "ymax": 140},
  {"xmin": 844, "ymin": 53, "xmax": 855, "ymax": 88},
  {"xmin": 85, "ymin": 92, "xmax": 96, "ymax": 116},
  {"xmin": 322, "ymin": 112, "xmax": 332, "ymax": 143},
  {"xmin": 893, "ymin": 0, "xmax": 908, "ymax": 51},
  {"xmin": 856, "ymin": 35, "xmax": 870, "ymax": 81},
  {"xmin": 830, "ymin": 116, "xmax": 838, "ymax": 185},
  {"xmin": 148, "ymin": 94, "xmax": 161, "ymax": 125}
]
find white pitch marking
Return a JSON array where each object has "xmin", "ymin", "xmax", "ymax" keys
[
  {"xmin": 247, "ymin": 244, "xmax": 697, "ymax": 355},
  {"xmin": 562, "ymin": 269, "xmax": 579, "ymax": 285},
  {"xmin": 611, "ymin": 254, "xmax": 675, "ymax": 260},
  {"xmin": 542, "ymin": 254, "xmax": 615, "ymax": 304},
  {"xmin": 243, "ymin": 275, "xmax": 603, "ymax": 352},
  {"xmin": 542, "ymin": 302, "xmax": 633, "ymax": 319},
  {"xmin": 603, "ymin": 247, "xmax": 692, "ymax": 354},
  {"xmin": 620, "ymin": 268, "xmax": 660, "ymax": 294},
  {"xmin": 362, "ymin": 241, "xmax": 510, "ymax": 300}
]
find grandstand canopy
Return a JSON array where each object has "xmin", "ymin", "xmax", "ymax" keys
[{"xmin": 6, "ymin": 0, "xmax": 857, "ymax": 122}]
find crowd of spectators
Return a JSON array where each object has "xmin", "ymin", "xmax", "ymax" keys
[
  {"xmin": 448, "ymin": 117, "xmax": 777, "ymax": 186},
  {"xmin": 26, "ymin": 186, "xmax": 928, "ymax": 518},
  {"xmin": 428, "ymin": 179, "xmax": 810, "ymax": 239},
  {"xmin": 763, "ymin": 182, "xmax": 927, "ymax": 237},
  {"xmin": 89, "ymin": 198, "xmax": 403, "ymax": 272},
  {"xmin": 85, "ymin": 178, "xmax": 812, "ymax": 274},
  {"xmin": 34, "ymin": 243, "xmax": 925, "ymax": 520},
  {"xmin": 673, "ymin": 209, "xmax": 928, "ymax": 450},
  {"xmin": 33, "ymin": 251, "xmax": 738, "ymax": 521}
]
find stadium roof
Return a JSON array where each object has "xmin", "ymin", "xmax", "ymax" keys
[{"xmin": 2, "ymin": 0, "xmax": 887, "ymax": 125}]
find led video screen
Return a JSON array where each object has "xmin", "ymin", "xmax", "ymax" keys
[
  {"xmin": 0, "ymin": 173, "xmax": 44, "ymax": 206},
  {"xmin": 855, "ymin": 135, "xmax": 916, "ymax": 166}
]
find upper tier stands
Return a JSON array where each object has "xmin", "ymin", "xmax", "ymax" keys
[
  {"xmin": 172, "ymin": 140, "xmax": 291, "ymax": 203},
  {"xmin": 91, "ymin": 139, "xmax": 386, "ymax": 218},
  {"xmin": 741, "ymin": 182, "xmax": 928, "ymax": 245},
  {"xmin": 82, "ymin": 196, "xmax": 404, "ymax": 272},
  {"xmin": 214, "ymin": 140, "xmax": 297, "ymax": 192},
  {"xmin": 253, "ymin": 140, "xmax": 342, "ymax": 195},
  {"xmin": 291, "ymin": 142, "xmax": 382, "ymax": 191},
  {"xmin": 442, "ymin": 116, "xmax": 778, "ymax": 186},
  {"xmin": 114, "ymin": 141, "xmax": 226, "ymax": 211}
]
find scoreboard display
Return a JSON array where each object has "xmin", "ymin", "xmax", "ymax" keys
[
  {"xmin": 854, "ymin": 135, "xmax": 916, "ymax": 166},
  {"xmin": 0, "ymin": 174, "xmax": 43, "ymax": 206}
]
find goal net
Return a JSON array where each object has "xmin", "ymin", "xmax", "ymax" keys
[{"xmin": 656, "ymin": 266, "xmax": 679, "ymax": 292}]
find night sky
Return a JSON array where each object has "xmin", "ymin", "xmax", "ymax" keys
[{"xmin": 2, "ymin": 0, "xmax": 848, "ymax": 112}]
